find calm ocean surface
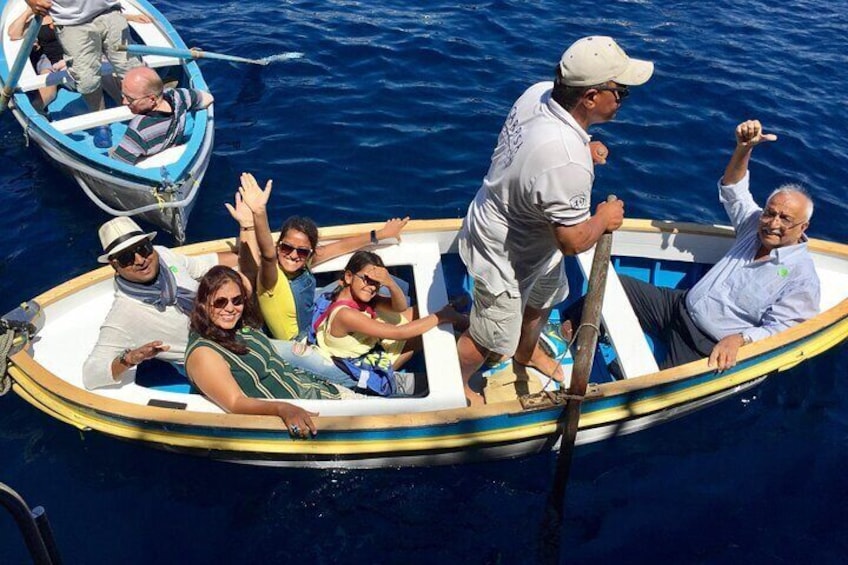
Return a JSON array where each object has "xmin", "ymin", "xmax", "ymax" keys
[{"xmin": 2, "ymin": 1, "xmax": 847, "ymax": 563}]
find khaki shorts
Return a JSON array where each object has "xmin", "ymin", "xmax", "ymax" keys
[
  {"xmin": 55, "ymin": 9, "xmax": 141, "ymax": 94},
  {"xmin": 468, "ymin": 263, "xmax": 569, "ymax": 356},
  {"xmin": 527, "ymin": 260, "xmax": 570, "ymax": 310}
]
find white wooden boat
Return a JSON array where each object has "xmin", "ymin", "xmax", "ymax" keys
[
  {"xmin": 0, "ymin": 0, "xmax": 214, "ymax": 242},
  {"xmin": 2, "ymin": 219, "xmax": 847, "ymax": 468}
]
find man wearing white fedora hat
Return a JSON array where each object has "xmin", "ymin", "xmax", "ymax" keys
[
  {"xmin": 457, "ymin": 36, "xmax": 653, "ymax": 405},
  {"xmin": 83, "ymin": 216, "xmax": 237, "ymax": 389}
]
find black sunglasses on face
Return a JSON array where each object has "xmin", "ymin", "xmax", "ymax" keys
[
  {"xmin": 353, "ymin": 272, "xmax": 382, "ymax": 289},
  {"xmin": 112, "ymin": 240, "xmax": 154, "ymax": 267},
  {"xmin": 593, "ymin": 85, "xmax": 630, "ymax": 101},
  {"xmin": 211, "ymin": 294, "xmax": 246, "ymax": 309},
  {"xmin": 277, "ymin": 242, "xmax": 313, "ymax": 260}
]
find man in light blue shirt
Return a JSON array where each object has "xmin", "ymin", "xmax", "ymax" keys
[
  {"xmin": 683, "ymin": 120, "xmax": 820, "ymax": 370},
  {"xmin": 566, "ymin": 119, "xmax": 820, "ymax": 372}
]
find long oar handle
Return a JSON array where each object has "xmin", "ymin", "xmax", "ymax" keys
[
  {"xmin": 539, "ymin": 194, "xmax": 617, "ymax": 565},
  {"xmin": 117, "ymin": 44, "xmax": 268, "ymax": 66},
  {"xmin": 561, "ymin": 195, "xmax": 617, "ymax": 442},
  {"xmin": 0, "ymin": 15, "xmax": 43, "ymax": 113}
]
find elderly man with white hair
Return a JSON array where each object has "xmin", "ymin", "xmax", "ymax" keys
[{"xmin": 564, "ymin": 119, "xmax": 821, "ymax": 372}]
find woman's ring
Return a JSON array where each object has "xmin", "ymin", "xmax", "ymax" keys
[{"xmin": 290, "ymin": 424, "xmax": 300, "ymax": 434}]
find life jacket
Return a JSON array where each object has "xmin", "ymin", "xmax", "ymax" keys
[{"xmin": 331, "ymin": 348, "xmax": 398, "ymax": 397}]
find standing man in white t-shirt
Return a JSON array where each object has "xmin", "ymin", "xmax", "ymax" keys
[{"xmin": 457, "ymin": 36, "xmax": 654, "ymax": 405}]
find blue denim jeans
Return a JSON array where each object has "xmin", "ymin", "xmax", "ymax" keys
[{"xmin": 270, "ymin": 339, "xmax": 350, "ymax": 385}]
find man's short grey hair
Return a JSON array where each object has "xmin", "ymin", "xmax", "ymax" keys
[{"xmin": 767, "ymin": 183, "xmax": 814, "ymax": 221}]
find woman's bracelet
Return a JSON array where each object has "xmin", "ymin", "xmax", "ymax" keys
[{"xmin": 241, "ymin": 225, "xmax": 255, "ymax": 232}]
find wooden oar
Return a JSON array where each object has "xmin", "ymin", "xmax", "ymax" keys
[
  {"xmin": 0, "ymin": 15, "xmax": 43, "ymax": 113},
  {"xmin": 117, "ymin": 44, "xmax": 270, "ymax": 66},
  {"xmin": 539, "ymin": 195, "xmax": 617, "ymax": 564}
]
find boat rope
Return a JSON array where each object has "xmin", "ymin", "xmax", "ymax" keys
[
  {"xmin": 0, "ymin": 323, "xmax": 14, "ymax": 396},
  {"xmin": 535, "ymin": 322, "xmax": 602, "ymax": 392},
  {"xmin": 572, "ymin": 322, "xmax": 601, "ymax": 342},
  {"xmin": 152, "ymin": 189, "xmax": 167, "ymax": 210},
  {"xmin": 0, "ymin": 319, "xmax": 36, "ymax": 397}
]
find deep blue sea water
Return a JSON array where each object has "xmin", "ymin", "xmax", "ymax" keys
[{"xmin": 2, "ymin": 1, "xmax": 848, "ymax": 563}]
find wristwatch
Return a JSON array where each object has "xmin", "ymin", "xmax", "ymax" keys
[
  {"xmin": 370, "ymin": 229, "xmax": 379, "ymax": 245},
  {"xmin": 740, "ymin": 333, "xmax": 752, "ymax": 346},
  {"xmin": 118, "ymin": 348, "xmax": 136, "ymax": 367}
]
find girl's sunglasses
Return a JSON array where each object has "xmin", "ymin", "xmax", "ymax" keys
[
  {"xmin": 211, "ymin": 294, "xmax": 246, "ymax": 309},
  {"xmin": 112, "ymin": 240, "xmax": 154, "ymax": 267},
  {"xmin": 353, "ymin": 272, "xmax": 382, "ymax": 289},
  {"xmin": 277, "ymin": 242, "xmax": 313, "ymax": 260}
]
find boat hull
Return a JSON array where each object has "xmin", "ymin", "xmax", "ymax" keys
[{"xmin": 4, "ymin": 219, "xmax": 847, "ymax": 469}]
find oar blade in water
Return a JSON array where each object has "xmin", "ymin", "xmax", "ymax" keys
[{"xmin": 260, "ymin": 52, "xmax": 305, "ymax": 64}]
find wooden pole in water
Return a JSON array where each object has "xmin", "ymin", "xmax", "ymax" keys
[
  {"xmin": 0, "ymin": 15, "xmax": 43, "ymax": 113},
  {"xmin": 540, "ymin": 195, "xmax": 616, "ymax": 564}
]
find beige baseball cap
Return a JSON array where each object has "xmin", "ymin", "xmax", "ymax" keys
[{"xmin": 559, "ymin": 36, "xmax": 654, "ymax": 87}]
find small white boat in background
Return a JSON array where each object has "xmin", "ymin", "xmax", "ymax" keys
[
  {"xmin": 2, "ymin": 219, "xmax": 847, "ymax": 468},
  {"xmin": 0, "ymin": 0, "xmax": 214, "ymax": 242}
]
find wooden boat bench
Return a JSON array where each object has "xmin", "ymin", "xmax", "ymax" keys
[
  {"xmin": 576, "ymin": 247, "xmax": 660, "ymax": 379},
  {"xmin": 16, "ymin": 54, "xmax": 183, "ymax": 95},
  {"xmin": 51, "ymin": 106, "xmax": 135, "ymax": 135}
]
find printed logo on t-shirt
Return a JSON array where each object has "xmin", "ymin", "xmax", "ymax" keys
[
  {"xmin": 497, "ymin": 106, "xmax": 523, "ymax": 168},
  {"xmin": 569, "ymin": 193, "xmax": 589, "ymax": 210}
]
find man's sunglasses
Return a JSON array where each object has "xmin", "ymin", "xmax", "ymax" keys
[
  {"xmin": 211, "ymin": 294, "xmax": 246, "ymax": 309},
  {"xmin": 593, "ymin": 85, "xmax": 630, "ymax": 101},
  {"xmin": 112, "ymin": 240, "xmax": 154, "ymax": 268},
  {"xmin": 277, "ymin": 242, "xmax": 313, "ymax": 260}
]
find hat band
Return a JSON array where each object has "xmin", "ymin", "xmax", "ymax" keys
[{"xmin": 103, "ymin": 230, "xmax": 147, "ymax": 256}]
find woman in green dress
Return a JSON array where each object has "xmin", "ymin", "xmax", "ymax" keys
[{"xmin": 186, "ymin": 266, "xmax": 353, "ymax": 438}]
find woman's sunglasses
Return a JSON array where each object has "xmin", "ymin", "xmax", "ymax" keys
[
  {"xmin": 112, "ymin": 240, "xmax": 154, "ymax": 267},
  {"xmin": 211, "ymin": 294, "xmax": 246, "ymax": 309},
  {"xmin": 277, "ymin": 242, "xmax": 313, "ymax": 260}
]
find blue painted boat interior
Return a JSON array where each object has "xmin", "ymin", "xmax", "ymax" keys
[
  {"xmin": 138, "ymin": 254, "xmax": 715, "ymax": 393},
  {"xmin": 9, "ymin": 16, "xmax": 211, "ymax": 184}
]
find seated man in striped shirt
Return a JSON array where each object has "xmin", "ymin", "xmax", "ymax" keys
[{"xmin": 111, "ymin": 66, "xmax": 213, "ymax": 165}]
